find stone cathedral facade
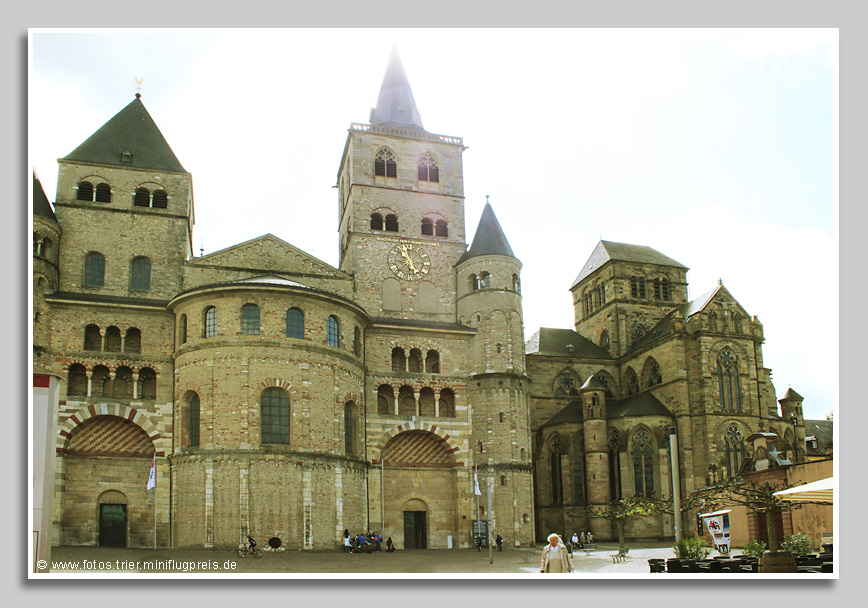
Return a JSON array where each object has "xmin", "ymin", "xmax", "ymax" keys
[{"xmin": 32, "ymin": 48, "xmax": 808, "ymax": 550}]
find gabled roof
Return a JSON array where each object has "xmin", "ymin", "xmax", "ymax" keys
[
  {"xmin": 457, "ymin": 202, "xmax": 516, "ymax": 264},
  {"xmin": 525, "ymin": 327, "xmax": 613, "ymax": 359},
  {"xmin": 369, "ymin": 47, "xmax": 425, "ymax": 132},
  {"xmin": 62, "ymin": 96, "xmax": 187, "ymax": 173},
  {"xmin": 607, "ymin": 392, "xmax": 673, "ymax": 420},
  {"xmin": 571, "ymin": 240, "xmax": 688, "ymax": 288},
  {"xmin": 33, "ymin": 172, "xmax": 57, "ymax": 223},
  {"xmin": 540, "ymin": 400, "xmax": 584, "ymax": 428}
]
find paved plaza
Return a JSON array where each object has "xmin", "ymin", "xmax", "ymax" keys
[{"xmin": 45, "ymin": 542, "xmax": 682, "ymax": 576}]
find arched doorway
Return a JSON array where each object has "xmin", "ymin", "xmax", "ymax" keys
[
  {"xmin": 98, "ymin": 490, "xmax": 128, "ymax": 547},
  {"xmin": 402, "ymin": 498, "xmax": 428, "ymax": 550}
]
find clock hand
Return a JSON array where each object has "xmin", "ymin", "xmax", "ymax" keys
[{"xmin": 400, "ymin": 248, "xmax": 417, "ymax": 272}]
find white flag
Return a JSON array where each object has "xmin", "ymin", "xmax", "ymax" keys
[
  {"xmin": 147, "ymin": 453, "xmax": 156, "ymax": 490},
  {"xmin": 474, "ymin": 465, "xmax": 481, "ymax": 495}
]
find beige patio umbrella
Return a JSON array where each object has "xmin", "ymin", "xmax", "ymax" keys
[{"xmin": 772, "ymin": 477, "xmax": 834, "ymax": 502}]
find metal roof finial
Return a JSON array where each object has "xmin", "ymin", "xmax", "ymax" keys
[{"xmin": 135, "ymin": 77, "xmax": 144, "ymax": 98}]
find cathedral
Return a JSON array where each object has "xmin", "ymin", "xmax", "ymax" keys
[{"xmin": 32, "ymin": 48, "xmax": 808, "ymax": 550}]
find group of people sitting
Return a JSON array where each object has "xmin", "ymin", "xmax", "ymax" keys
[
  {"xmin": 566, "ymin": 531, "xmax": 594, "ymax": 554},
  {"xmin": 343, "ymin": 530, "xmax": 396, "ymax": 553}
]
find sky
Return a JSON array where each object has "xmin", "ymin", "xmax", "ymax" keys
[{"xmin": 29, "ymin": 28, "xmax": 837, "ymax": 421}]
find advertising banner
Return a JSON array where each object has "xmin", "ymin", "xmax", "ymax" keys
[{"xmin": 700, "ymin": 509, "xmax": 732, "ymax": 554}]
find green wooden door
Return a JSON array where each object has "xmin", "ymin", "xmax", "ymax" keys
[{"xmin": 99, "ymin": 504, "xmax": 127, "ymax": 547}]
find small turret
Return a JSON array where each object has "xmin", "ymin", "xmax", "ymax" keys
[{"xmin": 778, "ymin": 388, "xmax": 806, "ymax": 463}]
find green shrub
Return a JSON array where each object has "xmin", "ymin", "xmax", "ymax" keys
[
  {"xmin": 740, "ymin": 539, "xmax": 767, "ymax": 558},
  {"xmin": 673, "ymin": 537, "xmax": 712, "ymax": 560},
  {"xmin": 781, "ymin": 533, "xmax": 813, "ymax": 556}
]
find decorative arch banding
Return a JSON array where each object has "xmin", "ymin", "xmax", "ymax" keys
[
  {"xmin": 57, "ymin": 404, "xmax": 162, "ymax": 455},
  {"xmin": 373, "ymin": 423, "xmax": 461, "ymax": 464}
]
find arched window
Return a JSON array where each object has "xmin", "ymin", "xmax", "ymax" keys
[
  {"xmin": 375, "ymin": 148, "xmax": 397, "ymax": 178},
  {"xmin": 344, "ymin": 401, "xmax": 357, "ymax": 455},
  {"xmin": 417, "ymin": 152, "xmax": 439, "ymax": 182},
  {"xmin": 600, "ymin": 329, "xmax": 610, "ymax": 350},
  {"xmin": 408, "ymin": 348, "xmax": 422, "ymax": 372},
  {"xmin": 501, "ymin": 475, "xmax": 507, "ymax": 487},
  {"xmin": 76, "ymin": 181, "xmax": 94, "ymax": 201},
  {"xmin": 84, "ymin": 324, "xmax": 102, "ymax": 351},
  {"xmin": 114, "ymin": 366, "xmax": 133, "ymax": 400},
  {"xmin": 370, "ymin": 213, "xmax": 384, "ymax": 230},
  {"xmin": 391, "ymin": 347, "xmax": 406, "ymax": 372},
  {"xmin": 95, "ymin": 183, "xmax": 112, "ymax": 203},
  {"xmin": 632, "ymin": 430, "xmax": 654, "ymax": 497},
  {"xmin": 124, "ymin": 327, "xmax": 141, "ymax": 353},
  {"xmin": 723, "ymin": 424, "xmax": 745, "ymax": 478},
  {"xmin": 327, "ymin": 315, "xmax": 340, "ymax": 347},
  {"xmin": 104, "ymin": 326, "xmax": 122, "ymax": 352},
  {"xmin": 421, "ymin": 218, "xmax": 434, "ymax": 236},
  {"xmin": 717, "ymin": 348, "xmax": 742, "ymax": 410},
  {"xmin": 550, "ymin": 435, "xmax": 562, "ymax": 503},
  {"xmin": 151, "ymin": 190, "xmax": 168, "ymax": 209},
  {"xmin": 286, "ymin": 308, "xmax": 304, "ymax": 339},
  {"xmin": 188, "ymin": 393, "xmax": 200, "ymax": 447},
  {"xmin": 139, "ymin": 367, "xmax": 157, "ymax": 400},
  {"xmin": 241, "ymin": 304, "xmax": 260, "ymax": 335},
  {"xmin": 134, "ymin": 187, "xmax": 150, "ymax": 207},
  {"xmin": 630, "ymin": 276, "xmax": 646, "ymax": 299},
  {"xmin": 83, "ymin": 252, "xmax": 105, "ymax": 287},
  {"xmin": 91, "ymin": 366, "xmax": 110, "ymax": 398},
  {"xmin": 439, "ymin": 388, "xmax": 455, "ymax": 417},
  {"xmin": 384, "ymin": 214, "xmax": 399, "ymax": 232},
  {"xmin": 435, "ymin": 220, "xmax": 448, "ymax": 237},
  {"xmin": 179, "ymin": 314, "xmax": 187, "ymax": 345},
  {"xmin": 204, "ymin": 306, "xmax": 218, "ymax": 338},
  {"xmin": 377, "ymin": 384, "xmax": 394, "ymax": 415},
  {"xmin": 130, "ymin": 257, "xmax": 151, "ymax": 291},
  {"xmin": 398, "ymin": 385, "xmax": 415, "ymax": 417},
  {"xmin": 470, "ymin": 274, "xmax": 480, "ymax": 291},
  {"xmin": 512, "ymin": 274, "xmax": 520, "ymax": 293},
  {"xmin": 67, "ymin": 364, "xmax": 88, "ymax": 397},
  {"xmin": 625, "ymin": 367, "xmax": 639, "ymax": 396},
  {"xmin": 425, "ymin": 350, "xmax": 440, "ymax": 374},
  {"xmin": 609, "ymin": 430, "xmax": 622, "ymax": 501},
  {"xmin": 419, "ymin": 388, "xmax": 435, "ymax": 416},
  {"xmin": 354, "ymin": 326, "xmax": 362, "ymax": 358},
  {"xmin": 479, "ymin": 272, "xmax": 491, "ymax": 289},
  {"xmin": 261, "ymin": 388, "xmax": 291, "ymax": 444}
]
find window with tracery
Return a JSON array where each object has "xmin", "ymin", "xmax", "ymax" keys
[
  {"xmin": 600, "ymin": 329, "xmax": 610, "ymax": 350},
  {"xmin": 723, "ymin": 424, "xmax": 745, "ymax": 478},
  {"xmin": 417, "ymin": 152, "xmax": 439, "ymax": 182},
  {"xmin": 609, "ymin": 430, "xmax": 622, "ymax": 501},
  {"xmin": 375, "ymin": 148, "xmax": 397, "ymax": 178},
  {"xmin": 631, "ymin": 324, "xmax": 646, "ymax": 344},
  {"xmin": 632, "ymin": 430, "xmax": 654, "ymax": 497},
  {"xmin": 550, "ymin": 435, "xmax": 562, "ymax": 503},
  {"xmin": 717, "ymin": 348, "xmax": 742, "ymax": 411}
]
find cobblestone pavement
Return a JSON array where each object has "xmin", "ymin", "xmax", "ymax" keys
[{"xmin": 46, "ymin": 542, "xmax": 680, "ymax": 576}]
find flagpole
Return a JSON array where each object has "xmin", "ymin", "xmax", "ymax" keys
[{"xmin": 487, "ymin": 482, "xmax": 493, "ymax": 564}]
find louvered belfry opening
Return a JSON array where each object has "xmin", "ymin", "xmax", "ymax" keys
[
  {"xmin": 375, "ymin": 148, "xmax": 397, "ymax": 178},
  {"xmin": 134, "ymin": 187, "xmax": 150, "ymax": 207},
  {"xmin": 385, "ymin": 214, "xmax": 399, "ymax": 232},
  {"xmin": 421, "ymin": 218, "xmax": 434, "ymax": 235}
]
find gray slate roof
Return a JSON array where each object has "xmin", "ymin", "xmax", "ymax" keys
[
  {"xmin": 457, "ymin": 203, "xmax": 516, "ymax": 264},
  {"xmin": 780, "ymin": 388, "xmax": 805, "ymax": 401},
  {"xmin": 525, "ymin": 327, "xmax": 613, "ymax": 359},
  {"xmin": 804, "ymin": 418, "xmax": 833, "ymax": 457},
  {"xmin": 369, "ymin": 47, "xmax": 425, "ymax": 132},
  {"xmin": 62, "ymin": 96, "xmax": 187, "ymax": 173},
  {"xmin": 607, "ymin": 392, "xmax": 674, "ymax": 419},
  {"xmin": 540, "ymin": 400, "xmax": 584, "ymax": 428},
  {"xmin": 571, "ymin": 240, "xmax": 688, "ymax": 288},
  {"xmin": 33, "ymin": 172, "xmax": 57, "ymax": 223}
]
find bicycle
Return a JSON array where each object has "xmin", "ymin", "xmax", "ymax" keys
[{"xmin": 237, "ymin": 538, "xmax": 262, "ymax": 558}]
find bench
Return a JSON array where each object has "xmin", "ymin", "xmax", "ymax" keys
[
  {"xmin": 582, "ymin": 543, "xmax": 597, "ymax": 555},
  {"xmin": 611, "ymin": 547, "xmax": 630, "ymax": 563}
]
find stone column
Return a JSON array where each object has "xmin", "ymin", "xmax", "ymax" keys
[
  {"xmin": 132, "ymin": 373, "xmax": 139, "ymax": 399},
  {"xmin": 86, "ymin": 371, "xmax": 93, "ymax": 397}
]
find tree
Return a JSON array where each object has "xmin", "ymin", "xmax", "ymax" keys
[{"xmin": 585, "ymin": 496, "xmax": 656, "ymax": 550}]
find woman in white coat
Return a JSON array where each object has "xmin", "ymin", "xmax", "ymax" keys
[{"xmin": 540, "ymin": 533, "xmax": 574, "ymax": 573}]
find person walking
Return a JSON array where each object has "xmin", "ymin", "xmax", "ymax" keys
[
  {"xmin": 540, "ymin": 533, "xmax": 573, "ymax": 573},
  {"xmin": 496, "ymin": 534, "xmax": 503, "ymax": 551}
]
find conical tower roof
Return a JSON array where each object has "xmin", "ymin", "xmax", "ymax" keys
[
  {"xmin": 33, "ymin": 172, "xmax": 57, "ymax": 223},
  {"xmin": 458, "ymin": 201, "xmax": 516, "ymax": 264},
  {"xmin": 369, "ymin": 47, "xmax": 425, "ymax": 131},
  {"xmin": 62, "ymin": 96, "xmax": 187, "ymax": 173},
  {"xmin": 779, "ymin": 388, "xmax": 804, "ymax": 402}
]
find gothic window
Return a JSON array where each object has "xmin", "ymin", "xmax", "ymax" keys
[
  {"xmin": 398, "ymin": 385, "xmax": 415, "ymax": 417},
  {"xmin": 370, "ymin": 213, "xmax": 384, "ymax": 230},
  {"xmin": 391, "ymin": 347, "xmax": 405, "ymax": 372},
  {"xmin": 139, "ymin": 367, "xmax": 157, "ymax": 399},
  {"xmin": 67, "ymin": 364, "xmax": 87, "ymax": 397},
  {"xmin": 129, "ymin": 257, "xmax": 151, "ymax": 291},
  {"xmin": 327, "ymin": 315, "xmax": 340, "ymax": 347},
  {"xmin": 435, "ymin": 220, "xmax": 448, "ymax": 237},
  {"xmin": 384, "ymin": 214, "xmax": 399, "ymax": 232},
  {"xmin": 104, "ymin": 326, "xmax": 122, "ymax": 352},
  {"xmin": 631, "ymin": 324, "xmax": 646, "ymax": 344},
  {"xmin": 286, "ymin": 308, "xmax": 304, "ymax": 339},
  {"xmin": 717, "ymin": 348, "xmax": 742, "ymax": 411},
  {"xmin": 421, "ymin": 218, "xmax": 434, "ymax": 235},
  {"xmin": 609, "ymin": 430, "xmax": 622, "ymax": 501},
  {"xmin": 417, "ymin": 152, "xmax": 439, "ymax": 182},
  {"xmin": 632, "ymin": 430, "xmax": 654, "ymax": 497},
  {"xmin": 377, "ymin": 385, "xmax": 394, "ymax": 415},
  {"xmin": 723, "ymin": 424, "xmax": 745, "ymax": 478},
  {"xmin": 204, "ymin": 306, "xmax": 218, "ymax": 338},
  {"xmin": 179, "ymin": 314, "xmax": 187, "ymax": 345},
  {"xmin": 425, "ymin": 350, "xmax": 440, "ymax": 374},
  {"xmin": 134, "ymin": 187, "xmax": 150, "ymax": 207},
  {"xmin": 408, "ymin": 348, "xmax": 423, "ymax": 372},
  {"xmin": 95, "ymin": 183, "xmax": 112, "ymax": 203},
  {"xmin": 643, "ymin": 358, "xmax": 662, "ymax": 387},
  {"xmin": 558, "ymin": 373, "xmax": 576, "ymax": 392},
  {"xmin": 374, "ymin": 148, "xmax": 397, "ymax": 178},
  {"xmin": 241, "ymin": 304, "xmax": 260, "ymax": 335},
  {"xmin": 550, "ymin": 435, "xmax": 562, "ymax": 503},
  {"xmin": 625, "ymin": 367, "xmax": 639, "ymax": 396},
  {"xmin": 261, "ymin": 388, "xmax": 291, "ymax": 444},
  {"xmin": 630, "ymin": 276, "xmax": 646, "ymax": 299},
  {"xmin": 84, "ymin": 324, "xmax": 102, "ymax": 351},
  {"xmin": 151, "ymin": 189, "xmax": 168, "ymax": 209},
  {"xmin": 594, "ymin": 373, "xmax": 615, "ymax": 399},
  {"xmin": 124, "ymin": 327, "xmax": 141, "ymax": 353},
  {"xmin": 83, "ymin": 252, "xmax": 105, "ymax": 287},
  {"xmin": 600, "ymin": 329, "xmax": 610, "ymax": 350},
  {"xmin": 344, "ymin": 401, "xmax": 357, "ymax": 454},
  {"xmin": 439, "ymin": 388, "xmax": 455, "ymax": 417},
  {"xmin": 188, "ymin": 393, "xmax": 200, "ymax": 447},
  {"xmin": 76, "ymin": 181, "xmax": 94, "ymax": 201},
  {"xmin": 479, "ymin": 272, "xmax": 491, "ymax": 289}
]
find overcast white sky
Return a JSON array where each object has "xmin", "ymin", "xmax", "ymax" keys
[{"xmin": 29, "ymin": 28, "xmax": 837, "ymax": 421}]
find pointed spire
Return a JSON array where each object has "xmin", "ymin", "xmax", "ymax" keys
[
  {"xmin": 458, "ymin": 197, "xmax": 516, "ymax": 264},
  {"xmin": 62, "ymin": 97, "xmax": 186, "ymax": 173},
  {"xmin": 369, "ymin": 46, "xmax": 425, "ymax": 131}
]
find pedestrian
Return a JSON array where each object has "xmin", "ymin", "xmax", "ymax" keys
[
  {"xmin": 386, "ymin": 536, "xmax": 394, "ymax": 552},
  {"xmin": 496, "ymin": 534, "xmax": 503, "ymax": 551},
  {"xmin": 571, "ymin": 532, "xmax": 580, "ymax": 551},
  {"xmin": 343, "ymin": 534, "xmax": 352, "ymax": 553},
  {"xmin": 540, "ymin": 533, "xmax": 573, "ymax": 573},
  {"xmin": 580, "ymin": 531, "xmax": 587, "ymax": 545},
  {"xmin": 476, "ymin": 536, "xmax": 483, "ymax": 551}
]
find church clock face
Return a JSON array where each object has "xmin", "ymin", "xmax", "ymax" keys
[{"xmin": 388, "ymin": 242, "xmax": 430, "ymax": 280}]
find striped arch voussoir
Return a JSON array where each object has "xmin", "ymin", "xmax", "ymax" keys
[
  {"xmin": 259, "ymin": 378, "xmax": 292, "ymax": 392},
  {"xmin": 373, "ymin": 422, "xmax": 460, "ymax": 460},
  {"xmin": 56, "ymin": 404, "xmax": 163, "ymax": 454}
]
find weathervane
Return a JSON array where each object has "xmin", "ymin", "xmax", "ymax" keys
[{"xmin": 135, "ymin": 77, "xmax": 144, "ymax": 98}]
